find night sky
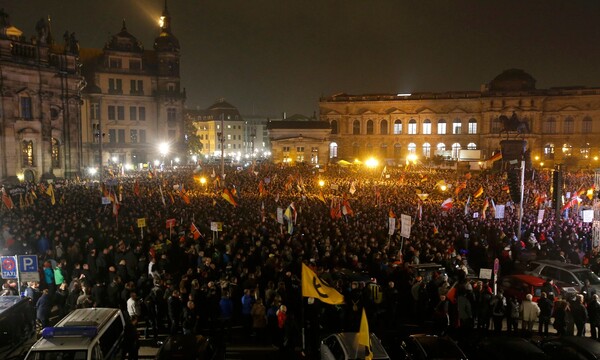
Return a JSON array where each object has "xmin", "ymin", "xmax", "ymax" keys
[{"xmin": 4, "ymin": 1, "xmax": 600, "ymax": 117}]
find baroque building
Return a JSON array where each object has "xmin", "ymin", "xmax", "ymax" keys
[
  {"xmin": 319, "ymin": 69, "xmax": 600, "ymax": 169},
  {"xmin": 80, "ymin": 2, "xmax": 185, "ymax": 170},
  {"xmin": 0, "ymin": 11, "xmax": 84, "ymax": 182}
]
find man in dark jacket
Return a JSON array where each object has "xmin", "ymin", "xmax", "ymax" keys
[
  {"xmin": 168, "ymin": 290, "xmax": 183, "ymax": 335},
  {"xmin": 36, "ymin": 289, "xmax": 51, "ymax": 328},
  {"xmin": 571, "ymin": 294, "xmax": 588, "ymax": 337},
  {"xmin": 537, "ymin": 292, "xmax": 553, "ymax": 337},
  {"xmin": 588, "ymin": 294, "xmax": 600, "ymax": 339}
]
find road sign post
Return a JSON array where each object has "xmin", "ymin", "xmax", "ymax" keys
[{"xmin": 18, "ymin": 255, "xmax": 39, "ymax": 283}]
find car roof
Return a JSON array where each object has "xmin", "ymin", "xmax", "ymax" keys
[
  {"xmin": 503, "ymin": 274, "xmax": 546, "ymax": 286},
  {"xmin": 334, "ymin": 333, "xmax": 390, "ymax": 359},
  {"xmin": 545, "ymin": 336, "xmax": 600, "ymax": 359},
  {"xmin": 478, "ymin": 337, "xmax": 547, "ymax": 359},
  {"xmin": 530, "ymin": 260, "xmax": 589, "ymax": 271},
  {"xmin": 409, "ymin": 334, "xmax": 467, "ymax": 359}
]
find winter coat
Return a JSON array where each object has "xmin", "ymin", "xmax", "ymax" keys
[
  {"xmin": 251, "ymin": 302, "xmax": 267, "ymax": 329},
  {"xmin": 521, "ymin": 299, "xmax": 540, "ymax": 322}
]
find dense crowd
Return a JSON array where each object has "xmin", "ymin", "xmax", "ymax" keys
[{"xmin": 1, "ymin": 162, "xmax": 599, "ymax": 357}]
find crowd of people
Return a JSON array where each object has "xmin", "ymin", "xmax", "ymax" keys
[{"xmin": 0, "ymin": 161, "xmax": 599, "ymax": 357}]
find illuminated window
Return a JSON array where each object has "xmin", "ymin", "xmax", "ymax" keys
[
  {"xmin": 562, "ymin": 143, "xmax": 573, "ymax": 156},
  {"xmin": 422, "ymin": 142, "xmax": 431, "ymax": 158},
  {"xmin": 367, "ymin": 120, "xmax": 374, "ymax": 135},
  {"xmin": 544, "ymin": 143, "xmax": 554, "ymax": 159},
  {"xmin": 408, "ymin": 119, "xmax": 417, "ymax": 134},
  {"xmin": 437, "ymin": 120, "xmax": 447, "ymax": 135},
  {"xmin": 581, "ymin": 143, "xmax": 591, "ymax": 158},
  {"xmin": 408, "ymin": 142, "xmax": 416, "ymax": 154},
  {"xmin": 393, "ymin": 120, "xmax": 402, "ymax": 134},
  {"xmin": 130, "ymin": 129, "xmax": 138, "ymax": 143},
  {"xmin": 452, "ymin": 119, "xmax": 462, "ymax": 134},
  {"xmin": 467, "ymin": 142, "xmax": 477, "ymax": 150},
  {"xmin": 51, "ymin": 138, "xmax": 60, "ymax": 168},
  {"xmin": 437, "ymin": 143, "xmax": 446, "ymax": 155},
  {"xmin": 22, "ymin": 140, "xmax": 34, "ymax": 166},
  {"xmin": 468, "ymin": 119, "xmax": 477, "ymax": 134},
  {"xmin": 422, "ymin": 119, "xmax": 431, "ymax": 135},
  {"xmin": 311, "ymin": 147, "xmax": 319, "ymax": 164},
  {"xmin": 451, "ymin": 143, "xmax": 461, "ymax": 159},
  {"xmin": 353, "ymin": 120, "xmax": 360, "ymax": 135}
]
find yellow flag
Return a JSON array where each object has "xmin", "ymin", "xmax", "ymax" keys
[
  {"xmin": 301, "ymin": 263, "xmax": 344, "ymax": 305},
  {"xmin": 358, "ymin": 308, "xmax": 372, "ymax": 360},
  {"xmin": 46, "ymin": 184, "xmax": 56, "ymax": 205}
]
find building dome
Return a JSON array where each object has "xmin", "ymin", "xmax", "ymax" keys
[
  {"xmin": 489, "ymin": 69, "xmax": 536, "ymax": 92},
  {"xmin": 104, "ymin": 20, "xmax": 143, "ymax": 53},
  {"xmin": 206, "ymin": 99, "xmax": 242, "ymax": 120},
  {"xmin": 153, "ymin": 2, "xmax": 180, "ymax": 52}
]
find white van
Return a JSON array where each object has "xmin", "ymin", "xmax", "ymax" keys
[{"xmin": 24, "ymin": 308, "xmax": 126, "ymax": 360}]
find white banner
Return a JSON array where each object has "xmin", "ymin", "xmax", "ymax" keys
[
  {"xmin": 388, "ymin": 217, "xmax": 396, "ymax": 235},
  {"xmin": 210, "ymin": 222, "xmax": 223, "ymax": 232},
  {"xmin": 101, "ymin": 197, "xmax": 111, "ymax": 205},
  {"xmin": 495, "ymin": 205, "xmax": 505, "ymax": 219},
  {"xmin": 400, "ymin": 214, "xmax": 411, "ymax": 238},
  {"xmin": 583, "ymin": 209, "xmax": 594, "ymax": 223},
  {"xmin": 277, "ymin": 207, "xmax": 284, "ymax": 224},
  {"xmin": 537, "ymin": 209, "xmax": 545, "ymax": 224},
  {"xmin": 479, "ymin": 268, "xmax": 492, "ymax": 280}
]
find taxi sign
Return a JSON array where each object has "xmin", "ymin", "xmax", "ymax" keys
[{"xmin": 0, "ymin": 256, "xmax": 17, "ymax": 279}]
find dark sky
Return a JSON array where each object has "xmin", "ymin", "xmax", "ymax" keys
[{"xmin": 4, "ymin": 1, "xmax": 600, "ymax": 117}]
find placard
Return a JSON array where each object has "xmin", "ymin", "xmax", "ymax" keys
[
  {"xmin": 583, "ymin": 209, "xmax": 594, "ymax": 223},
  {"xmin": 137, "ymin": 218, "xmax": 146, "ymax": 228},
  {"xmin": 277, "ymin": 207, "xmax": 284, "ymax": 224},
  {"xmin": 537, "ymin": 209, "xmax": 545, "ymax": 224},
  {"xmin": 210, "ymin": 221, "xmax": 223, "ymax": 232},
  {"xmin": 495, "ymin": 205, "xmax": 505, "ymax": 219},
  {"xmin": 388, "ymin": 217, "xmax": 396, "ymax": 235},
  {"xmin": 400, "ymin": 214, "xmax": 411, "ymax": 238},
  {"xmin": 101, "ymin": 197, "xmax": 111, "ymax": 205},
  {"xmin": 479, "ymin": 268, "xmax": 492, "ymax": 280},
  {"xmin": 166, "ymin": 218, "xmax": 176, "ymax": 229}
]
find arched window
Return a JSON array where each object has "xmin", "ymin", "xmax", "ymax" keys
[
  {"xmin": 544, "ymin": 143, "xmax": 554, "ymax": 159},
  {"xmin": 394, "ymin": 143, "xmax": 401, "ymax": 158},
  {"xmin": 451, "ymin": 143, "xmax": 461, "ymax": 159},
  {"xmin": 467, "ymin": 142, "xmax": 477, "ymax": 150},
  {"xmin": 581, "ymin": 143, "xmax": 591, "ymax": 159},
  {"xmin": 366, "ymin": 120, "xmax": 374, "ymax": 135},
  {"xmin": 352, "ymin": 120, "xmax": 360, "ymax": 135},
  {"xmin": 20, "ymin": 95, "xmax": 33, "ymax": 120},
  {"xmin": 583, "ymin": 116, "xmax": 593, "ymax": 133},
  {"xmin": 329, "ymin": 142, "xmax": 338, "ymax": 158},
  {"xmin": 564, "ymin": 117, "xmax": 574, "ymax": 134},
  {"xmin": 422, "ymin": 119, "xmax": 432, "ymax": 135},
  {"xmin": 22, "ymin": 140, "xmax": 34, "ymax": 166},
  {"xmin": 408, "ymin": 119, "xmax": 417, "ymax": 135},
  {"xmin": 544, "ymin": 118, "xmax": 556, "ymax": 134},
  {"xmin": 437, "ymin": 119, "xmax": 447, "ymax": 135},
  {"xmin": 407, "ymin": 142, "xmax": 416, "ymax": 154},
  {"xmin": 436, "ymin": 143, "xmax": 446, "ymax": 155},
  {"xmin": 352, "ymin": 143, "xmax": 360, "ymax": 157},
  {"xmin": 366, "ymin": 143, "xmax": 373, "ymax": 155},
  {"xmin": 468, "ymin": 118, "xmax": 477, "ymax": 134},
  {"xmin": 452, "ymin": 119, "xmax": 462, "ymax": 134},
  {"xmin": 562, "ymin": 143, "xmax": 573, "ymax": 156},
  {"xmin": 393, "ymin": 119, "xmax": 402, "ymax": 134},
  {"xmin": 380, "ymin": 143, "xmax": 388, "ymax": 157},
  {"xmin": 491, "ymin": 116, "xmax": 502, "ymax": 133},
  {"xmin": 51, "ymin": 138, "xmax": 60, "ymax": 168},
  {"xmin": 422, "ymin": 142, "xmax": 431, "ymax": 158},
  {"xmin": 330, "ymin": 120, "xmax": 338, "ymax": 134},
  {"xmin": 380, "ymin": 119, "xmax": 388, "ymax": 135}
]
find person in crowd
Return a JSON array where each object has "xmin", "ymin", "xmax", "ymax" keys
[
  {"xmin": 520, "ymin": 294, "xmax": 540, "ymax": 334},
  {"xmin": 168, "ymin": 290, "xmax": 183, "ymax": 335},
  {"xmin": 571, "ymin": 294, "xmax": 588, "ymax": 337},
  {"xmin": 537, "ymin": 292, "xmax": 553, "ymax": 337},
  {"xmin": 123, "ymin": 315, "xmax": 140, "ymax": 360},
  {"xmin": 251, "ymin": 297, "xmax": 268, "ymax": 343},
  {"xmin": 36, "ymin": 289, "xmax": 51, "ymax": 328},
  {"xmin": 588, "ymin": 294, "xmax": 600, "ymax": 340}
]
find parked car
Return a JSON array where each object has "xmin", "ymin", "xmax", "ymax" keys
[
  {"xmin": 155, "ymin": 334, "xmax": 221, "ymax": 360},
  {"xmin": 399, "ymin": 334, "xmax": 468, "ymax": 360},
  {"xmin": 473, "ymin": 336, "xmax": 547, "ymax": 360},
  {"xmin": 499, "ymin": 274, "xmax": 562, "ymax": 302},
  {"xmin": 540, "ymin": 336, "xmax": 600, "ymax": 360},
  {"xmin": 524, "ymin": 260, "xmax": 600, "ymax": 293},
  {"xmin": 321, "ymin": 333, "xmax": 390, "ymax": 360}
]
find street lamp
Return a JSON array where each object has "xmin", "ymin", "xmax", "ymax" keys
[
  {"xmin": 159, "ymin": 142, "xmax": 170, "ymax": 168},
  {"xmin": 318, "ymin": 180, "xmax": 325, "ymax": 187},
  {"xmin": 365, "ymin": 157, "xmax": 379, "ymax": 168}
]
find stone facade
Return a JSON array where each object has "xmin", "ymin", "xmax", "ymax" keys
[
  {"xmin": 0, "ymin": 13, "xmax": 84, "ymax": 182},
  {"xmin": 319, "ymin": 69, "xmax": 600, "ymax": 169},
  {"xmin": 80, "ymin": 3, "xmax": 184, "ymax": 170},
  {"xmin": 267, "ymin": 116, "xmax": 332, "ymax": 166}
]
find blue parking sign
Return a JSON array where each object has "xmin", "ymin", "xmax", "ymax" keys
[
  {"xmin": 17, "ymin": 255, "xmax": 39, "ymax": 282},
  {"xmin": 1, "ymin": 256, "xmax": 17, "ymax": 279}
]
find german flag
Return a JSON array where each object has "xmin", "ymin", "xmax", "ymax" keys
[
  {"xmin": 222, "ymin": 188, "xmax": 238, "ymax": 207},
  {"xmin": 473, "ymin": 186, "xmax": 484, "ymax": 198},
  {"xmin": 488, "ymin": 152, "xmax": 502, "ymax": 162}
]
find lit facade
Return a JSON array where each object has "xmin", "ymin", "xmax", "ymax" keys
[
  {"xmin": 0, "ymin": 13, "xmax": 84, "ymax": 182},
  {"xmin": 319, "ymin": 69, "xmax": 600, "ymax": 168},
  {"xmin": 80, "ymin": 4, "xmax": 184, "ymax": 169},
  {"xmin": 268, "ymin": 116, "xmax": 331, "ymax": 166}
]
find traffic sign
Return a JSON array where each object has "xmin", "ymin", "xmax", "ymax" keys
[
  {"xmin": 18, "ymin": 255, "xmax": 39, "ymax": 282},
  {"xmin": 0, "ymin": 256, "xmax": 17, "ymax": 279}
]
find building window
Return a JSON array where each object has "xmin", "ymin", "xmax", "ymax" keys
[
  {"xmin": 437, "ymin": 119, "xmax": 447, "ymax": 135},
  {"xmin": 353, "ymin": 120, "xmax": 360, "ymax": 135},
  {"xmin": 583, "ymin": 117, "xmax": 592, "ymax": 133},
  {"xmin": 451, "ymin": 143, "xmax": 461, "ymax": 159},
  {"xmin": 108, "ymin": 106, "xmax": 115, "ymax": 121},
  {"xmin": 129, "ymin": 59, "xmax": 141, "ymax": 70},
  {"xmin": 408, "ymin": 119, "xmax": 417, "ymax": 135},
  {"xmin": 366, "ymin": 143, "xmax": 373, "ymax": 155},
  {"xmin": 562, "ymin": 143, "xmax": 573, "ymax": 156},
  {"xmin": 283, "ymin": 146, "xmax": 290, "ymax": 152},
  {"xmin": 492, "ymin": 116, "xmax": 502, "ymax": 133},
  {"xmin": 108, "ymin": 129, "xmax": 116, "ymax": 144},
  {"xmin": 366, "ymin": 120, "xmax": 374, "ymax": 135},
  {"xmin": 139, "ymin": 130, "xmax": 146, "ymax": 143},
  {"xmin": 20, "ymin": 96, "xmax": 32, "ymax": 120},
  {"xmin": 109, "ymin": 57, "xmax": 122, "ymax": 69},
  {"xmin": 544, "ymin": 143, "xmax": 554, "ymax": 159},
  {"xmin": 22, "ymin": 140, "xmax": 34, "ymax": 166},
  {"xmin": 227, "ymin": 134, "xmax": 232, "ymax": 140},
  {"xmin": 91, "ymin": 103, "xmax": 100, "ymax": 120},
  {"xmin": 331, "ymin": 120, "xmax": 338, "ymax": 134},
  {"xmin": 452, "ymin": 119, "xmax": 462, "ymax": 134},
  {"xmin": 108, "ymin": 78, "xmax": 122, "ymax": 94},
  {"xmin": 380, "ymin": 144, "xmax": 388, "ymax": 157},
  {"xmin": 51, "ymin": 138, "xmax": 60, "ymax": 168},
  {"xmin": 92, "ymin": 123, "xmax": 100, "ymax": 144},
  {"xmin": 394, "ymin": 143, "xmax": 401, "ymax": 158},
  {"xmin": 118, "ymin": 129, "xmax": 125, "ymax": 144},
  {"xmin": 423, "ymin": 142, "xmax": 431, "ymax": 158},
  {"xmin": 380, "ymin": 120, "xmax": 388, "ymax": 135},
  {"xmin": 353, "ymin": 143, "xmax": 360, "ymax": 157},
  {"xmin": 117, "ymin": 106, "xmax": 125, "ymax": 120},
  {"xmin": 467, "ymin": 142, "xmax": 477, "ymax": 150},
  {"xmin": 564, "ymin": 117, "xmax": 574, "ymax": 134},
  {"xmin": 437, "ymin": 143, "xmax": 446, "ymax": 156},
  {"xmin": 297, "ymin": 146, "xmax": 304, "ymax": 153},
  {"xmin": 130, "ymin": 107, "xmax": 137, "ymax": 121},
  {"xmin": 130, "ymin": 130, "xmax": 138, "ymax": 143},
  {"xmin": 167, "ymin": 108, "xmax": 177, "ymax": 122},
  {"xmin": 468, "ymin": 118, "xmax": 477, "ymax": 134},
  {"xmin": 311, "ymin": 147, "xmax": 319, "ymax": 164},
  {"xmin": 329, "ymin": 142, "xmax": 338, "ymax": 158},
  {"xmin": 422, "ymin": 119, "xmax": 431, "ymax": 135},
  {"xmin": 544, "ymin": 118, "xmax": 556, "ymax": 134},
  {"xmin": 139, "ymin": 107, "xmax": 146, "ymax": 121},
  {"xmin": 393, "ymin": 120, "xmax": 402, "ymax": 134},
  {"xmin": 407, "ymin": 143, "xmax": 416, "ymax": 154}
]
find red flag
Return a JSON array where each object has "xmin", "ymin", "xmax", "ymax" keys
[
  {"xmin": 190, "ymin": 223, "xmax": 202, "ymax": 240},
  {"xmin": 441, "ymin": 198, "xmax": 453, "ymax": 211},
  {"xmin": 2, "ymin": 188, "xmax": 14, "ymax": 209},
  {"xmin": 389, "ymin": 208, "xmax": 396, "ymax": 218},
  {"xmin": 134, "ymin": 180, "xmax": 140, "ymax": 197}
]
